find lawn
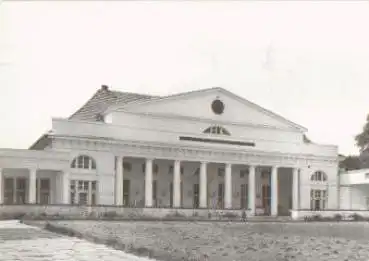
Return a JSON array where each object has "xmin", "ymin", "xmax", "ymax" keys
[{"xmin": 47, "ymin": 221, "xmax": 369, "ymax": 261}]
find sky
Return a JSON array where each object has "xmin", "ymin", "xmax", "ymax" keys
[{"xmin": 0, "ymin": 1, "xmax": 369, "ymax": 155}]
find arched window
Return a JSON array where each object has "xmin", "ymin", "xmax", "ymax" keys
[
  {"xmin": 203, "ymin": 125, "xmax": 230, "ymax": 135},
  {"xmin": 310, "ymin": 171, "xmax": 327, "ymax": 182},
  {"xmin": 71, "ymin": 155, "xmax": 96, "ymax": 170}
]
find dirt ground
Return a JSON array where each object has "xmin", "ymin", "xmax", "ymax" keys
[{"xmin": 47, "ymin": 221, "xmax": 369, "ymax": 261}]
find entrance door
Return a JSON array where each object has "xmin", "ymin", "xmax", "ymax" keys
[
  {"xmin": 218, "ymin": 183, "xmax": 224, "ymax": 209},
  {"xmin": 123, "ymin": 179, "xmax": 130, "ymax": 206},
  {"xmin": 240, "ymin": 184, "xmax": 248, "ymax": 209},
  {"xmin": 262, "ymin": 184, "xmax": 271, "ymax": 215},
  {"xmin": 193, "ymin": 184, "xmax": 199, "ymax": 208}
]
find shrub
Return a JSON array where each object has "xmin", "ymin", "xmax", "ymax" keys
[
  {"xmin": 304, "ymin": 214, "xmax": 323, "ymax": 222},
  {"xmin": 333, "ymin": 214, "xmax": 342, "ymax": 221},
  {"xmin": 350, "ymin": 213, "xmax": 365, "ymax": 221},
  {"xmin": 103, "ymin": 211, "xmax": 117, "ymax": 219},
  {"xmin": 222, "ymin": 212, "xmax": 238, "ymax": 219}
]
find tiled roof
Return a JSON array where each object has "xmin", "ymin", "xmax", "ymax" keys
[{"xmin": 69, "ymin": 85, "xmax": 159, "ymax": 121}]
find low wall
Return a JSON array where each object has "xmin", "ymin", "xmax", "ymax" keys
[
  {"xmin": 0, "ymin": 204, "xmax": 246, "ymax": 220},
  {"xmin": 290, "ymin": 209, "xmax": 369, "ymax": 220}
]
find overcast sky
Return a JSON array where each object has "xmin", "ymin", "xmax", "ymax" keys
[{"xmin": 1, "ymin": 1, "xmax": 369, "ymax": 155}]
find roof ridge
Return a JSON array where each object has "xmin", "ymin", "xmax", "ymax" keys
[{"xmin": 68, "ymin": 86, "xmax": 159, "ymax": 121}]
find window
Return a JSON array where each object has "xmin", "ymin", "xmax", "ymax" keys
[
  {"xmin": 203, "ymin": 125, "xmax": 231, "ymax": 135},
  {"xmin": 193, "ymin": 184, "xmax": 199, "ymax": 208},
  {"xmin": 240, "ymin": 169, "xmax": 249, "ymax": 178},
  {"xmin": 123, "ymin": 162, "xmax": 132, "ymax": 172},
  {"xmin": 310, "ymin": 189, "xmax": 327, "ymax": 210},
  {"xmin": 123, "ymin": 179, "xmax": 130, "ymax": 206},
  {"xmin": 70, "ymin": 180, "xmax": 98, "ymax": 205},
  {"xmin": 218, "ymin": 168, "xmax": 225, "ymax": 177},
  {"xmin": 16, "ymin": 178, "xmax": 26, "ymax": 204},
  {"xmin": 310, "ymin": 171, "xmax": 327, "ymax": 182},
  {"xmin": 4, "ymin": 178, "xmax": 14, "ymax": 204},
  {"xmin": 218, "ymin": 183, "xmax": 224, "ymax": 209},
  {"xmin": 71, "ymin": 155, "xmax": 97, "ymax": 170},
  {"xmin": 240, "ymin": 184, "xmax": 248, "ymax": 209},
  {"xmin": 36, "ymin": 178, "xmax": 50, "ymax": 205}
]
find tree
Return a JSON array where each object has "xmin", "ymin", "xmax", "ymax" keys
[
  {"xmin": 355, "ymin": 114, "xmax": 369, "ymax": 152},
  {"xmin": 354, "ymin": 113, "xmax": 369, "ymax": 168},
  {"xmin": 339, "ymin": 155, "xmax": 361, "ymax": 171}
]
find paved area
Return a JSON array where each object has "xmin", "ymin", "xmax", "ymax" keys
[{"xmin": 0, "ymin": 220, "xmax": 154, "ymax": 261}]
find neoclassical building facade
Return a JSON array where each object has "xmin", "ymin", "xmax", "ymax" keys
[{"xmin": 0, "ymin": 86, "xmax": 339, "ymax": 216}]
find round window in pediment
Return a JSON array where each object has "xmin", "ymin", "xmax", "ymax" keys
[{"xmin": 211, "ymin": 99, "xmax": 224, "ymax": 115}]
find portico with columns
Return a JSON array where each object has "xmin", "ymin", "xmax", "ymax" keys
[
  {"xmin": 110, "ymin": 143, "xmax": 304, "ymax": 216},
  {"xmin": 0, "ymin": 85, "xmax": 339, "ymax": 218}
]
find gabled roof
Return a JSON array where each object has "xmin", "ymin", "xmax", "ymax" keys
[
  {"xmin": 107, "ymin": 86, "xmax": 307, "ymax": 132},
  {"xmin": 69, "ymin": 85, "xmax": 158, "ymax": 121}
]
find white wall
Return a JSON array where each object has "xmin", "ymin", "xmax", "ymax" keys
[
  {"xmin": 299, "ymin": 164, "xmax": 338, "ymax": 210},
  {"xmin": 51, "ymin": 140, "xmax": 116, "ymax": 205},
  {"xmin": 340, "ymin": 169, "xmax": 369, "ymax": 185},
  {"xmin": 52, "ymin": 119, "xmax": 338, "ymax": 157},
  {"xmin": 109, "ymin": 111, "xmax": 303, "ymax": 143},
  {"xmin": 340, "ymin": 185, "xmax": 369, "ymax": 210},
  {"xmin": 117, "ymin": 89, "xmax": 299, "ymax": 130}
]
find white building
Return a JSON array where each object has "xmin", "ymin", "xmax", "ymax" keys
[
  {"xmin": 0, "ymin": 86, "xmax": 339, "ymax": 217},
  {"xmin": 339, "ymin": 168, "xmax": 369, "ymax": 210}
]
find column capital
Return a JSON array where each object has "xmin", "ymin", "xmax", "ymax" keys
[
  {"xmin": 225, "ymin": 162, "xmax": 232, "ymax": 168},
  {"xmin": 200, "ymin": 161, "xmax": 208, "ymax": 165},
  {"xmin": 146, "ymin": 158, "xmax": 154, "ymax": 162}
]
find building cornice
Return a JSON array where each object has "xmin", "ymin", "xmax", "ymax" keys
[{"xmin": 52, "ymin": 135, "xmax": 338, "ymax": 167}]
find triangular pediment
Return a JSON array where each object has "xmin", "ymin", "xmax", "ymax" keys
[{"xmin": 107, "ymin": 87, "xmax": 307, "ymax": 131}]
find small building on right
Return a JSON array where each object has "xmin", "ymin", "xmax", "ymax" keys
[{"xmin": 339, "ymin": 168, "xmax": 369, "ymax": 210}]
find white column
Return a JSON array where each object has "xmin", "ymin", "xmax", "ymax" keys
[
  {"xmin": 224, "ymin": 163, "xmax": 232, "ymax": 209},
  {"xmin": 62, "ymin": 171, "xmax": 70, "ymax": 204},
  {"xmin": 28, "ymin": 169, "xmax": 37, "ymax": 204},
  {"xmin": 248, "ymin": 165, "xmax": 256, "ymax": 215},
  {"xmin": 145, "ymin": 158, "xmax": 153, "ymax": 207},
  {"xmin": 115, "ymin": 156, "xmax": 124, "ymax": 206},
  {"xmin": 173, "ymin": 160, "xmax": 181, "ymax": 208},
  {"xmin": 271, "ymin": 166, "xmax": 279, "ymax": 216},
  {"xmin": 292, "ymin": 167, "xmax": 299, "ymax": 210},
  {"xmin": 199, "ymin": 161, "xmax": 207, "ymax": 208},
  {"xmin": 0, "ymin": 168, "xmax": 3, "ymax": 204}
]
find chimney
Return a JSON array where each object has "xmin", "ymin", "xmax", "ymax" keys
[{"xmin": 101, "ymin": 85, "xmax": 109, "ymax": 91}]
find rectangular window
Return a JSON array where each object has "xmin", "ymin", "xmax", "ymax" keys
[
  {"xmin": 91, "ymin": 181, "xmax": 97, "ymax": 206},
  {"xmin": 70, "ymin": 180, "xmax": 98, "ymax": 205},
  {"xmin": 4, "ymin": 178, "xmax": 14, "ymax": 204},
  {"xmin": 123, "ymin": 179, "xmax": 130, "ymax": 206},
  {"xmin": 36, "ymin": 178, "xmax": 50, "ymax": 205},
  {"xmin": 262, "ymin": 184, "xmax": 271, "ymax": 212},
  {"xmin": 310, "ymin": 189, "xmax": 327, "ymax": 211},
  {"xmin": 16, "ymin": 178, "xmax": 26, "ymax": 204},
  {"xmin": 153, "ymin": 180, "xmax": 157, "ymax": 207},
  {"xmin": 240, "ymin": 184, "xmax": 248, "ymax": 209}
]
